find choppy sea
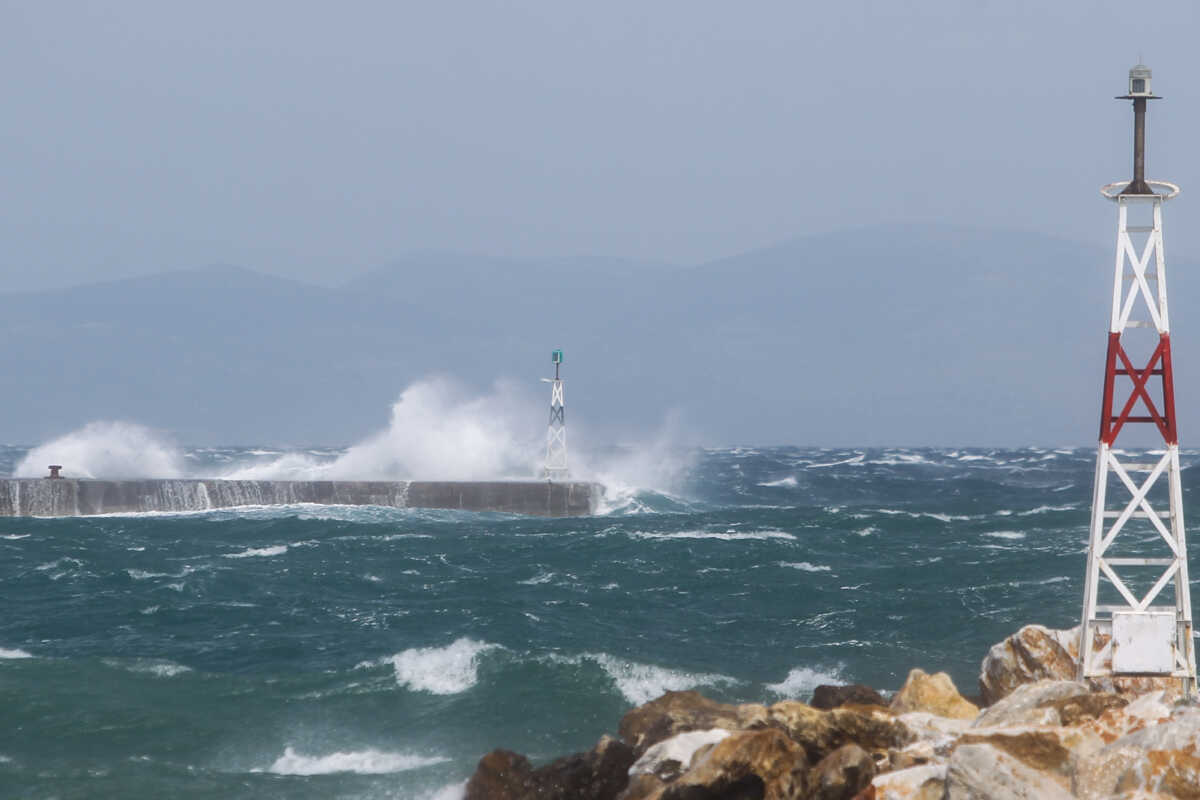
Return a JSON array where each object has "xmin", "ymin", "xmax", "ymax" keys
[{"xmin": 0, "ymin": 444, "xmax": 1188, "ymax": 798}]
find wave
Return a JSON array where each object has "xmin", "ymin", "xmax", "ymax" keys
[
  {"xmin": 806, "ymin": 454, "xmax": 865, "ymax": 469},
  {"xmin": 383, "ymin": 637, "xmax": 499, "ymax": 695},
  {"xmin": 588, "ymin": 653, "xmax": 740, "ymax": 706},
  {"xmin": 631, "ymin": 529, "xmax": 795, "ymax": 542},
  {"xmin": 984, "ymin": 531, "xmax": 1026, "ymax": 540},
  {"xmin": 765, "ymin": 665, "xmax": 845, "ymax": 699},
  {"xmin": 260, "ymin": 746, "xmax": 449, "ymax": 776},
  {"xmin": 14, "ymin": 421, "xmax": 185, "ymax": 479},
  {"xmin": 0, "ymin": 647, "xmax": 32, "ymax": 659},
  {"xmin": 1, "ymin": 534, "xmax": 29, "ymax": 540},
  {"xmin": 779, "ymin": 561, "xmax": 832, "ymax": 572},
  {"xmin": 759, "ymin": 476, "xmax": 798, "ymax": 487},
  {"xmin": 103, "ymin": 658, "xmax": 192, "ymax": 678},
  {"xmin": 223, "ymin": 545, "xmax": 288, "ymax": 559}
]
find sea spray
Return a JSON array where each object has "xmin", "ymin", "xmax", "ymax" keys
[{"xmin": 14, "ymin": 421, "xmax": 184, "ymax": 479}]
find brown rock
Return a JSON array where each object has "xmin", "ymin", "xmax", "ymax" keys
[
  {"xmin": 618, "ymin": 773, "xmax": 668, "ymax": 800},
  {"xmin": 1043, "ymin": 691, "xmax": 1127, "ymax": 726},
  {"xmin": 977, "ymin": 625, "xmax": 1080, "ymax": 706},
  {"xmin": 662, "ymin": 728, "xmax": 807, "ymax": 800},
  {"xmin": 809, "ymin": 743, "xmax": 876, "ymax": 800},
  {"xmin": 466, "ymin": 735, "xmax": 636, "ymax": 800},
  {"xmin": 466, "ymin": 749, "xmax": 535, "ymax": 800},
  {"xmin": 620, "ymin": 691, "xmax": 768, "ymax": 755},
  {"xmin": 945, "ymin": 743, "xmax": 1074, "ymax": 799},
  {"xmin": 812, "ymin": 685, "xmax": 887, "ymax": 710},
  {"xmin": 957, "ymin": 725, "xmax": 1103, "ymax": 777},
  {"xmin": 865, "ymin": 765, "xmax": 947, "ymax": 800},
  {"xmin": 768, "ymin": 701, "xmax": 913, "ymax": 764},
  {"xmin": 971, "ymin": 680, "xmax": 1090, "ymax": 728},
  {"xmin": 890, "ymin": 669, "xmax": 979, "ymax": 720},
  {"xmin": 1074, "ymin": 704, "xmax": 1200, "ymax": 798}
]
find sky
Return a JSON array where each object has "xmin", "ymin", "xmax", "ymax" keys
[{"xmin": 4, "ymin": 1, "xmax": 1200, "ymax": 291}]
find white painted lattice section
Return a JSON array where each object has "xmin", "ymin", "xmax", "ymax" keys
[
  {"xmin": 543, "ymin": 378, "xmax": 568, "ymax": 480},
  {"xmin": 1079, "ymin": 188, "xmax": 1196, "ymax": 693}
]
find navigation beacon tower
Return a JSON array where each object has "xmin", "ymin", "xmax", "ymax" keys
[
  {"xmin": 1078, "ymin": 64, "xmax": 1196, "ymax": 694},
  {"xmin": 542, "ymin": 349, "xmax": 569, "ymax": 480}
]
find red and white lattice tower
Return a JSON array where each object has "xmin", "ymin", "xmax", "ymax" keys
[{"xmin": 1078, "ymin": 64, "xmax": 1196, "ymax": 695}]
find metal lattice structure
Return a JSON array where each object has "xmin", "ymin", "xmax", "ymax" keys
[
  {"xmin": 1078, "ymin": 64, "xmax": 1195, "ymax": 694},
  {"xmin": 542, "ymin": 350, "xmax": 568, "ymax": 480}
]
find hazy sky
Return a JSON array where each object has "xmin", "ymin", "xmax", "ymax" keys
[{"xmin": 4, "ymin": 1, "xmax": 1200, "ymax": 290}]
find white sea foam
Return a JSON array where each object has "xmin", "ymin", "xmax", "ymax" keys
[
  {"xmin": 985, "ymin": 531, "xmax": 1026, "ymax": 540},
  {"xmin": 779, "ymin": 561, "xmax": 832, "ymax": 572},
  {"xmin": 105, "ymin": 658, "xmax": 192, "ymax": 677},
  {"xmin": 631, "ymin": 529, "xmax": 795, "ymax": 542},
  {"xmin": 388, "ymin": 638, "xmax": 498, "ymax": 695},
  {"xmin": 223, "ymin": 377, "xmax": 541, "ymax": 481},
  {"xmin": 1018, "ymin": 505, "xmax": 1074, "ymax": 516},
  {"xmin": 0, "ymin": 647, "xmax": 32, "ymax": 659},
  {"xmin": 223, "ymin": 545, "xmax": 288, "ymax": 559},
  {"xmin": 14, "ymin": 421, "xmax": 185, "ymax": 478},
  {"xmin": 765, "ymin": 665, "xmax": 845, "ymax": 699},
  {"xmin": 261, "ymin": 746, "xmax": 449, "ymax": 775},
  {"xmin": 422, "ymin": 781, "xmax": 468, "ymax": 800},
  {"xmin": 855, "ymin": 527, "xmax": 878, "ymax": 537},
  {"xmin": 590, "ymin": 653, "xmax": 739, "ymax": 706},
  {"xmin": 806, "ymin": 454, "xmax": 865, "ymax": 468},
  {"xmin": 1, "ymin": 534, "xmax": 29, "ymax": 540},
  {"xmin": 518, "ymin": 571, "xmax": 555, "ymax": 585},
  {"xmin": 759, "ymin": 476, "xmax": 798, "ymax": 487}
]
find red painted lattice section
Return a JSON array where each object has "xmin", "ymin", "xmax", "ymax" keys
[{"xmin": 1099, "ymin": 332, "xmax": 1178, "ymax": 445}]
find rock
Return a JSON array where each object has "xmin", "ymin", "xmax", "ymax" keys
[
  {"xmin": 620, "ymin": 691, "xmax": 769, "ymax": 756},
  {"xmin": 979, "ymin": 625, "xmax": 1180, "ymax": 706},
  {"xmin": 887, "ymin": 740, "xmax": 937, "ymax": 771},
  {"xmin": 661, "ymin": 728, "xmax": 807, "ymax": 800},
  {"xmin": 972, "ymin": 680, "xmax": 1091, "ymax": 728},
  {"xmin": 466, "ymin": 749, "xmax": 535, "ymax": 800},
  {"xmin": 978, "ymin": 625, "xmax": 1081, "ymax": 706},
  {"xmin": 1073, "ymin": 702, "xmax": 1200, "ymax": 798},
  {"xmin": 629, "ymin": 729, "xmax": 732, "ymax": 782},
  {"xmin": 809, "ymin": 743, "xmax": 876, "ymax": 800},
  {"xmin": 466, "ymin": 735, "xmax": 636, "ymax": 800},
  {"xmin": 1083, "ymin": 689, "xmax": 1173, "ymax": 746},
  {"xmin": 812, "ymin": 685, "xmax": 888, "ymax": 710},
  {"xmin": 618, "ymin": 774, "xmax": 668, "ymax": 800},
  {"xmin": 768, "ymin": 701, "xmax": 914, "ymax": 764},
  {"xmin": 890, "ymin": 669, "xmax": 979, "ymax": 720},
  {"xmin": 958, "ymin": 724, "xmax": 1103, "ymax": 777},
  {"xmin": 945, "ymin": 742, "xmax": 1074, "ymax": 799},
  {"xmin": 1043, "ymin": 691, "xmax": 1127, "ymax": 726},
  {"xmin": 863, "ymin": 764, "xmax": 947, "ymax": 800}
]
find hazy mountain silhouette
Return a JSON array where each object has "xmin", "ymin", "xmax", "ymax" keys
[{"xmin": 2, "ymin": 226, "xmax": 1193, "ymax": 447}]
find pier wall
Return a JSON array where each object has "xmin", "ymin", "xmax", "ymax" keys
[{"xmin": 0, "ymin": 479, "xmax": 601, "ymax": 518}]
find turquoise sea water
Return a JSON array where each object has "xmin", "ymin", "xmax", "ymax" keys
[{"xmin": 0, "ymin": 445, "xmax": 1186, "ymax": 798}]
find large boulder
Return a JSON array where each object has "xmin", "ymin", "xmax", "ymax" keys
[
  {"xmin": 890, "ymin": 669, "xmax": 979, "ymax": 720},
  {"xmin": 809, "ymin": 743, "xmax": 876, "ymax": 800},
  {"xmin": 957, "ymin": 725, "xmax": 1103, "ymax": 777},
  {"xmin": 660, "ymin": 728, "xmax": 808, "ymax": 800},
  {"xmin": 859, "ymin": 764, "xmax": 947, "ymax": 800},
  {"xmin": 812, "ymin": 684, "xmax": 887, "ymax": 710},
  {"xmin": 972, "ymin": 680, "xmax": 1092, "ymax": 728},
  {"xmin": 465, "ymin": 735, "xmax": 636, "ymax": 800},
  {"xmin": 628, "ymin": 729, "xmax": 732, "ymax": 783},
  {"xmin": 768, "ymin": 701, "xmax": 914, "ymax": 763},
  {"xmin": 1073, "ymin": 705, "xmax": 1200, "ymax": 798},
  {"xmin": 620, "ymin": 691, "xmax": 768, "ymax": 756},
  {"xmin": 979, "ymin": 624, "xmax": 1179, "ymax": 705},
  {"xmin": 944, "ymin": 742, "xmax": 1074, "ymax": 799},
  {"xmin": 978, "ymin": 626, "xmax": 1081, "ymax": 706}
]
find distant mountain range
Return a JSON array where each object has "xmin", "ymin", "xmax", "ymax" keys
[{"xmin": 3, "ymin": 225, "xmax": 1196, "ymax": 447}]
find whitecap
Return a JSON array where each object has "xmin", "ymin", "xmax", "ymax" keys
[
  {"xmin": 631, "ymin": 530, "xmax": 795, "ymax": 542},
  {"xmin": 104, "ymin": 658, "xmax": 192, "ymax": 677},
  {"xmin": 806, "ymin": 454, "xmax": 865, "ymax": 468},
  {"xmin": 388, "ymin": 638, "xmax": 498, "ymax": 695},
  {"xmin": 0, "ymin": 648, "xmax": 32, "ymax": 659},
  {"xmin": 260, "ymin": 746, "xmax": 448, "ymax": 775},
  {"xmin": 589, "ymin": 653, "xmax": 739, "ymax": 706},
  {"xmin": 984, "ymin": 531, "xmax": 1026, "ymax": 540},
  {"xmin": 759, "ymin": 476, "xmax": 798, "ymax": 487},
  {"xmin": 1, "ymin": 534, "xmax": 29, "ymax": 540},
  {"xmin": 222, "ymin": 545, "xmax": 288, "ymax": 559},
  {"xmin": 855, "ymin": 527, "xmax": 877, "ymax": 537},
  {"xmin": 765, "ymin": 665, "xmax": 845, "ymax": 699},
  {"xmin": 518, "ymin": 571, "xmax": 555, "ymax": 585},
  {"xmin": 1018, "ymin": 505, "xmax": 1074, "ymax": 516},
  {"xmin": 779, "ymin": 561, "xmax": 832, "ymax": 572}
]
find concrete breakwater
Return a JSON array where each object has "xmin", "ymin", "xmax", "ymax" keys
[{"xmin": 0, "ymin": 478, "xmax": 602, "ymax": 517}]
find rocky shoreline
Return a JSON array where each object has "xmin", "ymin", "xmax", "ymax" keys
[{"xmin": 464, "ymin": 624, "xmax": 1200, "ymax": 799}]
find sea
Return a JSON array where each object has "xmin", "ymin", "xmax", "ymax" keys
[{"xmin": 0, "ymin": 442, "xmax": 1188, "ymax": 799}]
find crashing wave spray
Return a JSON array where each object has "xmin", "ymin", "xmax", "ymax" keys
[{"xmin": 14, "ymin": 422, "xmax": 185, "ymax": 479}]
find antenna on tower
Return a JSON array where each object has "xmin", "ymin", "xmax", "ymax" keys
[
  {"xmin": 541, "ymin": 349, "xmax": 568, "ymax": 481},
  {"xmin": 1080, "ymin": 64, "xmax": 1195, "ymax": 696}
]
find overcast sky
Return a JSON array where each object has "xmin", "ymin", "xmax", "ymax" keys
[{"xmin": 3, "ymin": 1, "xmax": 1200, "ymax": 291}]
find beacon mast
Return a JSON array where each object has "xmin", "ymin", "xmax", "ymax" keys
[
  {"xmin": 542, "ymin": 349, "xmax": 569, "ymax": 480},
  {"xmin": 1078, "ymin": 64, "xmax": 1195, "ymax": 695}
]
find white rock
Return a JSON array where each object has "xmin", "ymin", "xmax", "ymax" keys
[
  {"xmin": 627, "ymin": 728, "xmax": 731, "ymax": 777},
  {"xmin": 945, "ymin": 742, "xmax": 1074, "ymax": 799},
  {"xmin": 972, "ymin": 680, "xmax": 1090, "ymax": 729},
  {"xmin": 871, "ymin": 764, "xmax": 947, "ymax": 800}
]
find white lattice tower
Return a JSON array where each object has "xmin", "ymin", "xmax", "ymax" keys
[
  {"xmin": 1078, "ymin": 64, "xmax": 1195, "ymax": 695},
  {"xmin": 543, "ymin": 349, "xmax": 568, "ymax": 480}
]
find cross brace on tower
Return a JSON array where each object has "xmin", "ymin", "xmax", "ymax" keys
[{"xmin": 543, "ymin": 349, "xmax": 568, "ymax": 480}]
